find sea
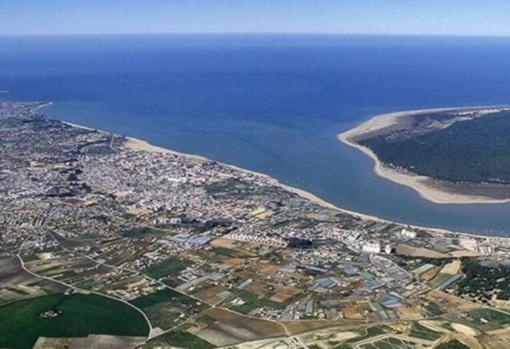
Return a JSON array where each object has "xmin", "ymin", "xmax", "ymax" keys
[{"xmin": 2, "ymin": 34, "xmax": 510, "ymax": 235}]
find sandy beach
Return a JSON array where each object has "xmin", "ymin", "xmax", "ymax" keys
[
  {"xmin": 56, "ymin": 112, "xmax": 510, "ymax": 239},
  {"xmin": 31, "ymin": 101, "xmax": 54, "ymax": 112},
  {"xmin": 124, "ymin": 132, "xmax": 488, "ymax": 239},
  {"xmin": 46, "ymin": 104, "xmax": 371, "ymax": 220},
  {"xmin": 339, "ymin": 107, "xmax": 461, "ymax": 140},
  {"xmin": 338, "ymin": 107, "xmax": 510, "ymax": 205},
  {"xmin": 124, "ymin": 132, "xmax": 510, "ymax": 240},
  {"xmin": 48, "ymin": 116, "xmax": 394, "ymax": 226},
  {"xmin": 34, "ymin": 100, "xmax": 510, "ymax": 238},
  {"xmin": 124, "ymin": 136, "xmax": 388, "ymax": 223}
]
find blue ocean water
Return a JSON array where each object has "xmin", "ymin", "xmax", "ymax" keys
[{"xmin": 2, "ymin": 34, "xmax": 510, "ymax": 235}]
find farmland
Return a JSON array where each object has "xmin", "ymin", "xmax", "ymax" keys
[{"xmin": 0, "ymin": 293, "xmax": 149, "ymax": 349}]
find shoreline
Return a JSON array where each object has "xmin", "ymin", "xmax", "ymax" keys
[
  {"xmin": 124, "ymin": 137, "xmax": 388, "ymax": 223},
  {"xmin": 125, "ymin": 135, "xmax": 510, "ymax": 240},
  {"xmin": 36, "ymin": 102, "xmax": 509, "ymax": 239},
  {"xmin": 338, "ymin": 107, "xmax": 510, "ymax": 205}
]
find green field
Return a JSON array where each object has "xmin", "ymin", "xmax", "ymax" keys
[
  {"xmin": 469, "ymin": 308, "xmax": 510, "ymax": 325},
  {"xmin": 130, "ymin": 288, "xmax": 199, "ymax": 309},
  {"xmin": 229, "ymin": 290, "xmax": 287, "ymax": 314},
  {"xmin": 428, "ymin": 273, "xmax": 453, "ymax": 289},
  {"xmin": 210, "ymin": 246, "xmax": 240, "ymax": 257},
  {"xmin": 122, "ymin": 226, "xmax": 163, "ymax": 237},
  {"xmin": 0, "ymin": 293, "xmax": 150, "ymax": 349},
  {"xmin": 131, "ymin": 289, "xmax": 207, "ymax": 329},
  {"xmin": 142, "ymin": 257, "xmax": 190, "ymax": 279},
  {"xmin": 409, "ymin": 323, "xmax": 442, "ymax": 341},
  {"xmin": 143, "ymin": 330, "xmax": 214, "ymax": 349},
  {"xmin": 436, "ymin": 339, "xmax": 469, "ymax": 349}
]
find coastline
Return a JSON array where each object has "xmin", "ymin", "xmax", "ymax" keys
[
  {"xmin": 38, "ymin": 103, "xmax": 509, "ymax": 239},
  {"xmin": 124, "ymin": 134, "xmax": 509, "ymax": 240},
  {"xmin": 338, "ymin": 107, "xmax": 510, "ymax": 205},
  {"xmin": 124, "ymin": 137, "xmax": 387, "ymax": 223},
  {"xmin": 31, "ymin": 101, "xmax": 54, "ymax": 112}
]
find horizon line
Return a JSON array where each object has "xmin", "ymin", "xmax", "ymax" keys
[{"xmin": 2, "ymin": 32, "xmax": 510, "ymax": 39}]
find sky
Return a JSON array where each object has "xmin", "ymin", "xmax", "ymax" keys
[{"xmin": 0, "ymin": 0, "xmax": 509, "ymax": 37}]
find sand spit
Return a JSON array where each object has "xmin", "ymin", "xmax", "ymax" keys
[
  {"xmin": 31, "ymin": 102, "xmax": 53, "ymax": 113},
  {"xmin": 339, "ymin": 107, "xmax": 510, "ymax": 205},
  {"xmin": 62, "ymin": 121, "xmax": 97, "ymax": 132}
]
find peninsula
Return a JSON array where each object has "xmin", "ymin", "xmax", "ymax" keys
[{"xmin": 339, "ymin": 106, "xmax": 510, "ymax": 204}]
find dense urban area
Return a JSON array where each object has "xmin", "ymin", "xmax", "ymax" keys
[{"xmin": 3, "ymin": 102, "xmax": 510, "ymax": 349}]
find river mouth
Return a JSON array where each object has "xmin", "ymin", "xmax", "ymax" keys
[{"xmin": 4, "ymin": 34, "xmax": 510, "ymax": 235}]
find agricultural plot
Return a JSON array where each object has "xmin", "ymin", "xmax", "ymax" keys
[
  {"xmin": 23, "ymin": 250, "xmax": 162, "ymax": 301},
  {"xmin": 428, "ymin": 273, "xmax": 454, "ymax": 289},
  {"xmin": 358, "ymin": 337, "xmax": 420, "ymax": 349},
  {"xmin": 0, "ymin": 293, "xmax": 149, "ymax": 349},
  {"xmin": 227, "ymin": 290, "xmax": 288, "ymax": 314},
  {"xmin": 33, "ymin": 335, "xmax": 145, "ymax": 349},
  {"xmin": 122, "ymin": 226, "xmax": 166, "ymax": 238},
  {"xmin": 343, "ymin": 326, "xmax": 393, "ymax": 344},
  {"xmin": 436, "ymin": 340, "xmax": 470, "ymax": 349},
  {"xmin": 130, "ymin": 288, "xmax": 207, "ymax": 330},
  {"xmin": 193, "ymin": 307, "xmax": 286, "ymax": 346},
  {"xmin": 468, "ymin": 308, "xmax": 510, "ymax": 329},
  {"xmin": 141, "ymin": 257, "xmax": 191, "ymax": 279},
  {"xmin": 0, "ymin": 257, "xmax": 65, "ymax": 305},
  {"xmin": 143, "ymin": 330, "xmax": 214, "ymax": 349},
  {"xmin": 23, "ymin": 252, "xmax": 101, "ymax": 286},
  {"xmin": 409, "ymin": 322, "xmax": 442, "ymax": 341}
]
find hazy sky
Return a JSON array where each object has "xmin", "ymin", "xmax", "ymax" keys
[{"xmin": 1, "ymin": 0, "xmax": 509, "ymax": 36}]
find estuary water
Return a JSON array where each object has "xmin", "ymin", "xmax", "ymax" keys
[{"xmin": 2, "ymin": 34, "xmax": 510, "ymax": 235}]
